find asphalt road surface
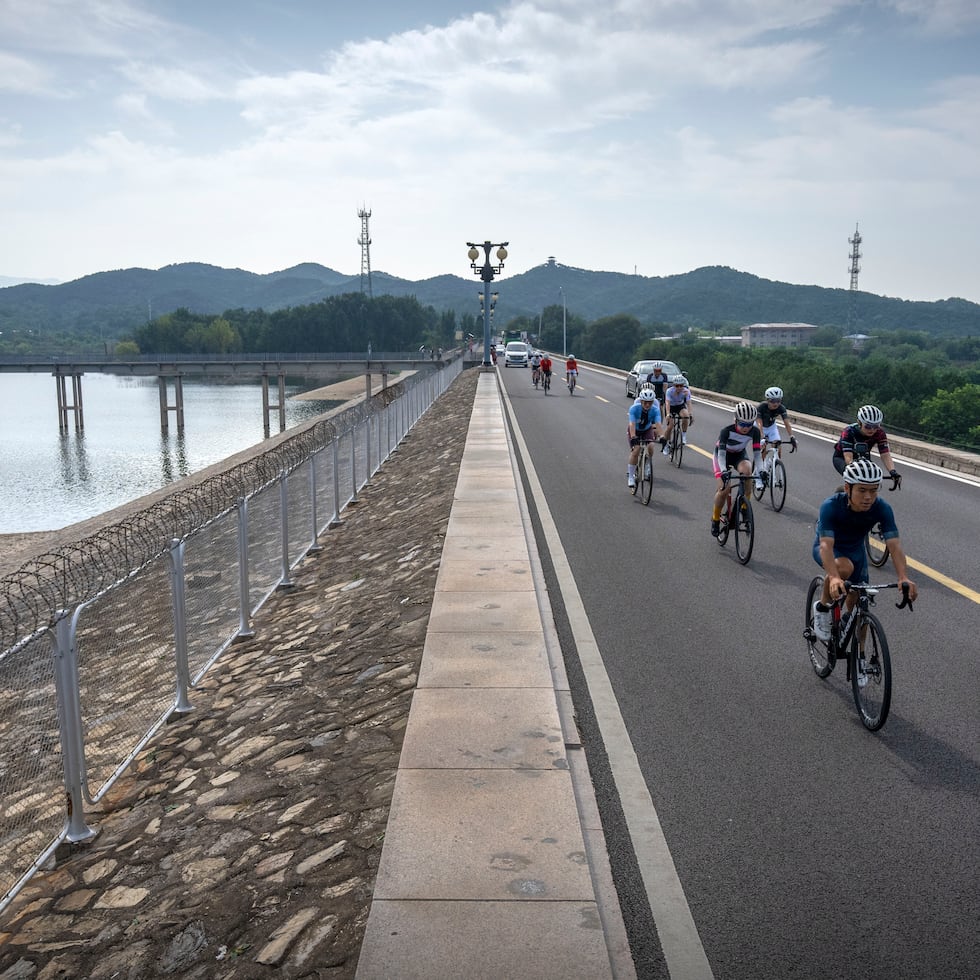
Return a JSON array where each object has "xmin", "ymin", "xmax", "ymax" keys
[{"xmin": 498, "ymin": 361, "xmax": 980, "ymax": 980}]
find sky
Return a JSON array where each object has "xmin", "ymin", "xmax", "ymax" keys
[{"xmin": 2, "ymin": 0, "xmax": 980, "ymax": 303}]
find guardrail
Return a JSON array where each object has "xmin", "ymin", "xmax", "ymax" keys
[{"xmin": 0, "ymin": 357, "xmax": 464, "ymax": 914}]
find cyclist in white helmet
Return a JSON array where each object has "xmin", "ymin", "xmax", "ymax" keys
[
  {"xmin": 626, "ymin": 386, "xmax": 666, "ymax": 489},
  {"xmin": 662, "ymin": 374, "xmax": 693, "ymax": 455},
  {"xmin": 811, "ymin": 458, "xmax": 918, "ymax": 640},
  {"xmin": 832, "ymin": 404, "xmax": 901, "ymax": 485},
  {"xmin": 710, "ymin": 402, "xmax": 762, "ymax": 536},
  {"xmin": 754, "ymin": 386, "xmax": 798, "ymax": 483}
]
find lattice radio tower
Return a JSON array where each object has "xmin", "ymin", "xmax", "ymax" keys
[
  {"xmin": 848, "ymin": 223, "xmax": 862, "ymax": 291},
  {"xmin": 358, "ymin": 207, "xmax": 373, "ymax": 297}
]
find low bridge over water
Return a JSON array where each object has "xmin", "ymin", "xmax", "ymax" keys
[{"xmin": 0, "ymin": 351, "xmax": 447, "ymax": 436}]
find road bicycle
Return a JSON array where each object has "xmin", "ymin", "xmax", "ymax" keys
[
  {"xmin": 864, "ymin": 470, "xmax": 902, "ymax": 569},
  {"xmin": 631, "ymin": 440, "xmax": 655, "ymax": 505},
  {"xmin": 716, "ymin": 469, "xmax": 754, "ymax": 564},
  {"xmin": 542, "ymin": 370, "xmax": 551, "ymax": 394},
  {"xmin": 804, "ymin": 578, "xmax": 913, "ymax": 731},
  {"xmin": 531, "ymin": 365, "xmax": 541, "ymax": 388},
  {"xmin": 567, "ymin": 372, "xmax": 577, "ymax": 395},
  {"xmin": 753, "ymin": 439, "xmax": 790, "ymax": 512},
  {"xmin": 665, "ymin": 413, "xmax": 689, "ymax": 468}
]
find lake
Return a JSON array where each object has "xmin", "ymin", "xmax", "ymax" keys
[{"xmin": 0, "ymin": 373, "xmax": 338, "ymax": 533}]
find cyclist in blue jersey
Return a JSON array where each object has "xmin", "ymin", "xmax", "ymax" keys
[
  {"xmin": 811, "ymin": 458, "xmax": 918, "ymax": 640},
  {"xmin": 627, "ymin": 387, "xmax": 666, "ymax": 489}
]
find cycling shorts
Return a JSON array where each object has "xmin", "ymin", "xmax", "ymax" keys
[
  {"xmin": 761, "ymin": 423, "xmax": 780, "ymax": 443},
  {"xmin": 812, "ymin": 539, "xmax": 869, "ymax": 587},
  {"xmin": 628, "ymin": 427, "xmax": 658, "ymax": 447},
  {"xmin": 713, "ymin": 449, "xmax": 748, "ymax": 479},
  {"xmin": 668, "ymin": 404, "xmax": 688, "ymax": 418}
]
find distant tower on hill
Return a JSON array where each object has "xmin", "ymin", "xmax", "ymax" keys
[
  {"xmin": 358, "ymin": 207, "xmax": 373, "ymax": 297},
  {"xmin": 848, "ymin": 223, "xmax": 862, "ymax": 291}
]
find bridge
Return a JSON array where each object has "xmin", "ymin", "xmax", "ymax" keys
[{"xmin": 0, "ymin": 351, "xmax": 448, "ymax": 436}]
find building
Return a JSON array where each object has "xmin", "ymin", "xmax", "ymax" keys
[{"xmin": 741, "ymin": 323, "xmax": 820, "ymax": 348}]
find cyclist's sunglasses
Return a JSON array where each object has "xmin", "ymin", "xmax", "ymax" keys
[
  {"xmin": 861, "ymin": 422, "xmax": 880, "ymax": 430},
  {"xmin": 767, "ymin": 398, "xmax": 781, "ymax": 404},
  {"xmin": 735, "ymin": 420, "xmax": 753, "ymax": 428}
]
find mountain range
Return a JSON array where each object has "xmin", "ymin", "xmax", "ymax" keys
[{"xmin": 2, "ymin": 260, "xmax": 979, "ymax": 337}]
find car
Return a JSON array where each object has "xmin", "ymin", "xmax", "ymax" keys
[
  {"xmin": 495, "ymin": 343, "xmax": 507, "ymax": 355},
  {"xmin": 625, "ymin": 359, "xmax": 683, "ymax": 398},
  {"xmin": 504, "ymin": 341, "xmax": 530, "ymax": 367}
]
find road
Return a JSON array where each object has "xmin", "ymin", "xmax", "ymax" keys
[{"xmin": 497, "ymin": 362, "xmax": 980, "ymax": 980}]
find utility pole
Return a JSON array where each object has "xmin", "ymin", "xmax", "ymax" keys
[{"xmin": 358, "ymin": 207, "xmax": 373, "ymax": 298}]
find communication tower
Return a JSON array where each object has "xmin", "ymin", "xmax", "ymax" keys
[
  {"xmin": 848, "ymin": 223, "xmax": 862, "ymax": 291},
  {"xmin": 358, "ymin": 207, "xmax": 373, "ymax": 297}
]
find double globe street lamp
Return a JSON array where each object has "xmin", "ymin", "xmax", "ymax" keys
[{"xmin": 466, "ymin": 241, "xmax": 508, "ymax": 366}]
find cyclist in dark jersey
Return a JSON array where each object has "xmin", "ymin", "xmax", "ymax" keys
[
  {"xmin": 710, "ymin": 402, "xmax": 762, "ymax": 536},
  {"xmin": 832, "ymin": 404, "xmax": 900, "ymax": 482},
  {"xmin": 810, "ymin": 458, "xmax": 918, "ymax": 639}
]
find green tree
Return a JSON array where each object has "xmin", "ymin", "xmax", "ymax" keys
[{"xmin": 920, "ymin": 384, "xmax": 980, "ymax": 449}]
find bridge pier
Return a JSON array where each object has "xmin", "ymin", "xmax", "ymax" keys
[
  {"xmin": 262, "ymin": 372, "xmax": 286, "ymax": 438},
  {"xmin": 55, "ymin": 372, "xmax": 84, "ymax": 433},
  {"xmin": 364, "ymin": 364, "xmax": 390, "ymax": 400},
  {"xmin": 158, "ymin": 375, "xmax": 186, "ymax": 434}
]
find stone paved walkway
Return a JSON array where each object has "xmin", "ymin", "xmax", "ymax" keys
[{"xmin": 0, "ymin": 369, "xmax": 479, "ymax": 980}]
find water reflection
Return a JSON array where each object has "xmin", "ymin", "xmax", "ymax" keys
[
  {"xmin": 58, "ymin": 431, "xmax": 90, "ymax": 486},
  {"xmin": 159, "ymin": 432, "xmax": 190, "ymax": 484}
]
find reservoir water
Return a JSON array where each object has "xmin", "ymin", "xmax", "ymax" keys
[{"xmin": 0, "ymin": 373, "xmax": 338, "ymax": 533}]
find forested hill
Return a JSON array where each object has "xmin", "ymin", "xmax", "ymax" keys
[{"xmin": 2, "ymin": 260, "xmax": 979, "ymax": 337}]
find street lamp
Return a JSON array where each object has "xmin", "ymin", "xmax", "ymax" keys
[
  {"xmin": 559, "ymin": 286, "xmax": 567, "ymax": 356},
  {"xmin": 467, "ymin": 240, "xmax": 509, "ymax": 366}
]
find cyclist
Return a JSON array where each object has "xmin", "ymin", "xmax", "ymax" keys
[
  {"xmin": 627, "ymin": 386, "xmax": 666, "ymax": 489},
  {"xmin": 710, "ymin": 402, "xmax": 762, "ymax": 536},
  {"xmin": 539, "ymin": 353, "xmax": 553, "ymax": 390},
  {"xmin": 811, "ymin": 458, "xmax": 918, "ymax": 640},
  {"xmin": 755, "ymin": 386, "xmax": 798, "ymax": 489},
  {"xmin": 643, "ymin": 361, "xmax": 671, "ymax": 405},
  {"xmin": 832, "ymin": 405, "xmax": 901, "ymax": 484},
  {"xmin": 530, "ymin": 349, "xmax": 542, "ymax": 386},
  {"xmin": 565, "ymin": 354, "xmax": 578, "ymax": 388},
  {"xmin": 662, "ymin": 374, "xmax": 693, "ymax": 455}
]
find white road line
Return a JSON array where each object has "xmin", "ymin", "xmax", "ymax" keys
[{"xmin": 499, "ymin": 380, "xmax": 715, "ymax": 980}]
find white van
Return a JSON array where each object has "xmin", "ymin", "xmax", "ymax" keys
[{"xmin": 504, "ymin": 342, "xmax": 529, "ymax": 368}]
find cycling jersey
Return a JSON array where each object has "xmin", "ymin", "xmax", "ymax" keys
[
  {"xmin": 756, "ymin": 401, "xmax": 788, "ymax": 427},
  {"xmin": 714, "ymin": 423, "xmax": 762, "ymax": 473},
  {"xmin": 665, "ymin": 386, "xmax": 690, "ymax": 408},
  {"xmin": 833, "ymin": 423, "xmax": 891, "ymax": 461},
  {"xmin": 628, "ymin": 399, "xmax": 662, "ymax": 434},
  {"xmin": 565, "ymin": 358, "xmax": 578, "ymax": 373},
  {"xmin": 644, "ymin": 372, "xmax": 670, "ymax": 398},
  {"xmin": 815, "ymin": 492, "xmax": 899, "ymax": 552},
  {"xmin": 539, "ymin": 358, "xmax": 553, "ymax": 373},
  {"xmin": 530, "ymin": 355, "xmax": 542, "ymax": 367}
]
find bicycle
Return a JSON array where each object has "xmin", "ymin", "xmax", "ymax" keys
[
  {"xmin": 531, "ymin": 365, "xmax": 541, "ymax": 388},
  {"xmin": 753, "ymin": 439, "xmax": 791, "ymax": 512},
  {"xmin": 804, "ymin": 579, "xmax": 913, "ymax": 731},
  {"xmin": 631, "ymin": 440, "xmax": 655, "ymax": 505},
  {"xmin": 567, "ymin": 372, "xmax": 577, "ymax": 395},
  {"xmin": 665, "ymin": 413, "xmax": 689, "ymax": 468},
  {"xmin": 864, "ymin": 470, "xmax": 902, "ymax": 568},
  {"xmin": 542, "ymin": 370, "xmax": 551, "ymax": 394},
  {"xmin": 716, "ymin": 469, "xmax": 754, "ymax": 564}
]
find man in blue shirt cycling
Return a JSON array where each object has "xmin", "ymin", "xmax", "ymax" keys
[
  {"xmin": 626, "ymin": 386, "xmax": 666, "ymax": 489},
  {"xmin": 811, "ymin": 458, "xmax": 918, "ymax": 639}
]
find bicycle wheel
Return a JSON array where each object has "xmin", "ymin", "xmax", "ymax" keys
[
  {"xmin": 639, "ymin": 446, "xmax": 654, "ymax": 505},
  {"xmin": 673, "ymin": 427, "xmax": 684, "ymax": 468},
  {"xmin": 805, "ymin": 576, "xmax": 835, "ymax": 677},
  {"xmin": 733, "ymin": 493, "xmax": 754, "ymax": 564},
  {"xmin": 851, "ymin": 612, "xmax": 892, "ymax": 730},
  {"xmin": 753, "ymin": 468, "xmax": 766, "ymax": 501},
  {"xmin": 544, "ymin": 375, "xmax": 550, "ymax": 394},
  {"xmin": 770, "ymin": 458, "xmax": 787, "ymax": 512},
  {"xmin": 866, "ymin": 523, "xmax": 889, "ymax": 568},
  {"xmin": 717, "ymin": 496, "xmax": 731, "ymax": 546},
  {"xmin": 568, "ymin": 376, "xmax": 576, "ymax": 395}
]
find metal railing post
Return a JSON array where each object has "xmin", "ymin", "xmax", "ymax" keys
[
  {"xmin": 236, "ymin": 497, "xmax": 255, "ymax": 637},
  {"xmin": 51, "ymin": 613, "xmax": 96, "ymax": 842},
  {"xmin": 168, "ymin": 538, "xmax": 194, "ymax": 714},
  {"xmin": 308, "ymin": 455, "xmax": 322, "ymax": 552},
  {"xmin": 329, "ymin": 439, "xmax": 343, "ymax": 528},
  {"xmin": 279, "ymin": 474, "xmax": 294, "ymax": 588},
  {"xmin": 350, "ymin": 427, "xmax": 359, "ymax": 503}
]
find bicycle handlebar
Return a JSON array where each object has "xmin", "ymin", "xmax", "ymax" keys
[{"xmin": 842, "ymin": 580, "xmax": 914, "ymax": 612}]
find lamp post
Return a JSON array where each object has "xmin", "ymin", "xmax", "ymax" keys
[
  {"xmin": 467, "ymin": 240, "xmax": 509, "ymax": 366},
  {"xmin": 559, "ymin": 286, "xmax": 567, "ymax": 356}
]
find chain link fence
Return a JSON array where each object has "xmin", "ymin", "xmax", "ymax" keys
[{"xmin": 0, "ymin": 358, "xmax": 463, "ymax": 913}]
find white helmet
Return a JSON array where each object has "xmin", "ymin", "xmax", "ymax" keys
[
  {"xmin": 734, "ymin": 401, "xmax": 756, "ymax": 423},
  {"xmin": 857, "ymin": 404, "xmax": 883, "ymax": 426},
  {"xmin": 651, "ymin": 360, "xmax": 663, "ymax": 369},
  {"xmin": 671, "ymin": 374, "xmax": 688, "ymax": 386},
  {"xmin": 638, "ymin": 387, "xmax": 657, "ymax": 401},
  {"xmin": 765, "ymin": 386, "xmax": 783, "ymax": 400},
  {"xmin": 567, "ymin": 354, "xmax": 574, "ymax": 359},
  {"xmin": 843, "ymin": 458, "xmax": 883, "ymax": 486}
]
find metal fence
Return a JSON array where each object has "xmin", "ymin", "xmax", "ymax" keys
[{"xmin": 0, "ymin": 358, "xmax": 463, "ymax": 913}]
